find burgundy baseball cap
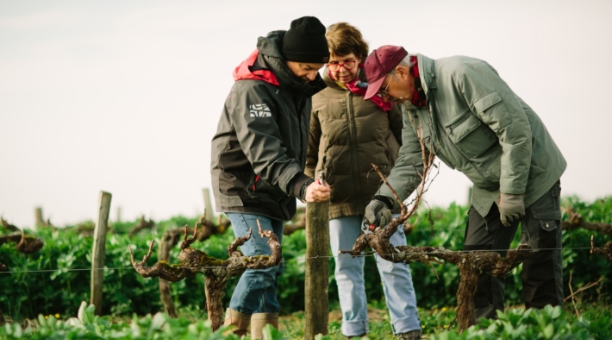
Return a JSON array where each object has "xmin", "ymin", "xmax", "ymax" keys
[{"xmin": 363, "ymin": 45, "xmax": 408, "ymax": 100}]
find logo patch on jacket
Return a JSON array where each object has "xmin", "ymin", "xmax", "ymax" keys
[{"xmin": 249, "ymin": 103, "xmax": 272, "ymax": 118}]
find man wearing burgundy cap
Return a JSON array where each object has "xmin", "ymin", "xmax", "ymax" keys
[{"xmin": 361, "ymin": 45, "xmax": 566, "ymax": 320}]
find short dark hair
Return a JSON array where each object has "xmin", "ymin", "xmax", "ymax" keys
[{"xmin": 326, "ymin": 22, "xmax": 369, "ymax": 60}]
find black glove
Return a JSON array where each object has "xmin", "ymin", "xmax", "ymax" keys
[{"xmin": 363, "ymin": 196, "xmax": 394, "ymax": 233}]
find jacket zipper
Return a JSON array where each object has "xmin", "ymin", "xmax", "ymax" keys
[
  {"xmin": 347, "ymin": 91, "xmax": 364, "ymax": 201},
  {"xmin": 251, "ymin": 175, "xmax": 260, "ymax": 192}
]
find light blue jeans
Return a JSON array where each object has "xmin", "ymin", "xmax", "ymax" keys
[
  {"xmin": 226, "ymin": 213, "xmax": 284, "ymax": 314},
  {"xmin": 330, "ymin": 215, "xmax": 421, "ymax": 336}
]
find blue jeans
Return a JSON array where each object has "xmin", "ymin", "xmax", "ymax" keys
[
  {"xmin": 330, "ymin": 215, "xmax": 421, "ymax": 336},
  {"xmin": 226, "ymin": 213, "xmax": 284, "ymax": 314}
]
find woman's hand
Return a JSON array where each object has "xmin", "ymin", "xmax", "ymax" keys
[{"xmin": 304, "ymin": 181, "xmax": 330, "ymax": 202}]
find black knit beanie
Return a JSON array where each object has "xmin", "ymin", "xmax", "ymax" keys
[{"xmin": 282, "ymin": 16, "xmax": 330, "ymax": 63}]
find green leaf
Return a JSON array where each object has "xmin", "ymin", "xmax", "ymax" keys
[
  {"xmin": 77, "ymin": 301, "xmax": 88, "ymax": 324},
  {"xmin": 38, "ymin": 314, "xmax": 47, "ymax": 327},
  {"xmin": 262, "ymin": 323, "xmax": 285, "ymax": 340},
  {"xmin": 84, "ymin": 304, "xmax": 96, "ymax": 324},
  {"xmin": 13, "ymin": 324, "xmax": 23, "ymax": 338},
  {"xmin": 147, "ymin": 312, "xmax": 166, "ymax": 337},
  {"xmin": 4, "ymin": 323, "xmax": 13, "ymax": 336},
  {"xmin": 47, "ymin": 315, "xmax": 57, "ymax": 328},
  {"xmin": 549, "ymin": 305, "xmax": 562, "ymax": 319},
  {"xmin": 543, "ymin": 323, "xmax": 554, "ymax": 339}
]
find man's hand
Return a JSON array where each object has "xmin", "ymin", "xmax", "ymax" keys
[
  {"xmin": 305, "ymin": 181, "xmax": 330, "ymax": 202},
  {"xmin": 364, "ymin": 198, "xmax": 393, "ymax": 229},
  {"xmin": 499, "ymin": 193, "xmax": 525, "ymax": 227}
]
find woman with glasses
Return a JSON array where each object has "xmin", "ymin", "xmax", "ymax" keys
[{"xmin": 306, "ymin": 22, "xmax": 422, "ymax": 340}]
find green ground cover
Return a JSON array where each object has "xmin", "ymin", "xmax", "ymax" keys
[
  {"xmin": 0, "ymin": 196, "xmax": 610, "ymax": 338},
  {"xmin": 2, "ymin": 301, "xmax": 610, "ymax": 339}
]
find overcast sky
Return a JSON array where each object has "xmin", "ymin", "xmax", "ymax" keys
[{"xmin": 1, "ymin": 0, "xmax": 611, "ymax": 228}]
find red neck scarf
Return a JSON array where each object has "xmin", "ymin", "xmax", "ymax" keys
[
  {"xmin": 410, "ymin": 56, "xmax": 427, "ymax": 107},
  {"xmin": 328, "ymin": 65, "xmax": 393, "ymax": 112}
]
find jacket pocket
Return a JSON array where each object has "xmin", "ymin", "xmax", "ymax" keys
[
  {"xmin": 474, "ymin": 92, "xmax": 502, "ymax": 114},
  {"xmin": 538, "ymin": 219, "xmax": 559, "ymax": 249},
  {"xmin": 445, "ymin": 112, "xmax": 498, "ymax": 159}
]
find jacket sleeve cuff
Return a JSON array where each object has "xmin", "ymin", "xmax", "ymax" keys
[
  {"xmin": 290, "ymin": 173, "xmax": 314, "ymax": 201},
  {"xmin": 373, "ymin": 195, "xmax": 395, "ymax": 210}
]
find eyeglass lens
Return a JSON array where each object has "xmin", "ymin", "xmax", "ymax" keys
[{"xmin": 328, "ymin": 60, "xmax": 356, "ymax": 71}]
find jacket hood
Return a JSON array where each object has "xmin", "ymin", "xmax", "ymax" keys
[
  {"xmin": 232, "ymin": 31, "xmax": 287, "ymax": 85},
  {"xmin": 256, "ymin": 30, "xmax": 286, "ymax": 59},
  {"xmin": 234, "ymin": 30, "xmax": 326, "ymax": 97},
  {"xmin": 233, "ymin": 49, "xmax": 280, "ymax": 85}
]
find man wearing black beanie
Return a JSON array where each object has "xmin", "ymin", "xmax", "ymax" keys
[
  {"xmin": 282, "ymin": 16, "xmax": 330, "ymax": 63},
  {"xmin": 211, "ymin": 16, "xmax": 331, "ymax": 339}
]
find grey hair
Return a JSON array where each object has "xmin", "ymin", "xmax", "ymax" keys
[{"xmin": 389, "ymin": 55, "xmax": 415, "ymax": 75}]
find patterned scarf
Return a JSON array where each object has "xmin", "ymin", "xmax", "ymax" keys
[
  {"xmin": 410, "ymin": 56, "xmax": 427, "ymax": 107},
  {"xmin": 329, "ymin": 65, "xmax": 393, "ymax": 112}
]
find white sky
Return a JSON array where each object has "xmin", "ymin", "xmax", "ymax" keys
[{"xmin": 1, "ymin": 0, "xmax": 611, "ymax": 228}]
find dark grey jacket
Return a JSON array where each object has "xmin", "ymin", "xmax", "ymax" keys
[{"xmin": 210, "ymin": 31, "xmax": 326, "ymax": 220}]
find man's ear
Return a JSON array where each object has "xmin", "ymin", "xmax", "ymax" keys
[{"xmin": 396, "ymin": 65, "xmax": 410, "ymax": 80}]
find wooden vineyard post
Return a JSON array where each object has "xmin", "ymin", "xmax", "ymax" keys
[
  {"xmin": 202, "ymin": 188, "xmax": 214, "ymax": 222},
  {"xmin": 158, "ymin": 233, "xmax": 178, "ymax": 317},
  {"xmin": 34, "ymin": 207, "xmax": 45, "ymax": 227},
  {"xmin": 201, "ymin": 188, "xmax": 215, "ymax": 319},
  {"xmin": 91, "ymin": 191, "xmax": 112, "ymax": 316},
  {"xmin": 116, "ymin": 206, "xmax": 122, "ymax": 223},
  {"xmin": 304, "ymin": 201, "xmax": 330, "ymax": 339}
]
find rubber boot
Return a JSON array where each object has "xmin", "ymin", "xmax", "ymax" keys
[
  {"xmin": 223, "ymin": 308, "xmax": 251, "ymax": 337},
  {"xmin": 250, "ymin": 312, "xmax": 279, "ymax": 340}
]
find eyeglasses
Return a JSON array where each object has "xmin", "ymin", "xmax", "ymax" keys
[
  {"xmin": 379, "ymin": 81, "xmax": 390, "ymax": 97},
  {"xmin": 327, "ymin": 59, "xmax": 357, "ymax": 71},
  {"xmin": 379, "ymin": 74, "xmax": 396, "ymax": 97}
]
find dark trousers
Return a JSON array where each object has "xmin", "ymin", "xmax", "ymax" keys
[{"xmin": 464, "ymin": 181, "xmax": 564, "ymax": 319}]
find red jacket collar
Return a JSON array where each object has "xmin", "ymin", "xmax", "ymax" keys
[
  {"xmin": 232, "ymin": 49, "xmax": 280, "ymax": 86},
  {"xmin": 410, "ymin": 56, "xmax": 427, "ymax": 107}
]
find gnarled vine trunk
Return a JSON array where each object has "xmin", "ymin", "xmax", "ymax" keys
[{"xmin": 130, "ymin": 221, "xmax": 281, "ymax": 331}]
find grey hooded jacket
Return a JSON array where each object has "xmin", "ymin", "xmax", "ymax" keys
[{"xmin": 379, "ymin": 54, "xmax": 566, "ymax": 217}]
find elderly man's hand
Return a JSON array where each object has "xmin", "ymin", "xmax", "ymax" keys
[
  {"xmin": 305, "ymin": 181, "xmax": 330, "ymax": 202},
  {"xmin": 499, "ymin": 193, "xmax": 525, "ymax": 227},
  {"xmin": 364, "ymin": 197, "xmax": 393, "ymax": 229}
]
